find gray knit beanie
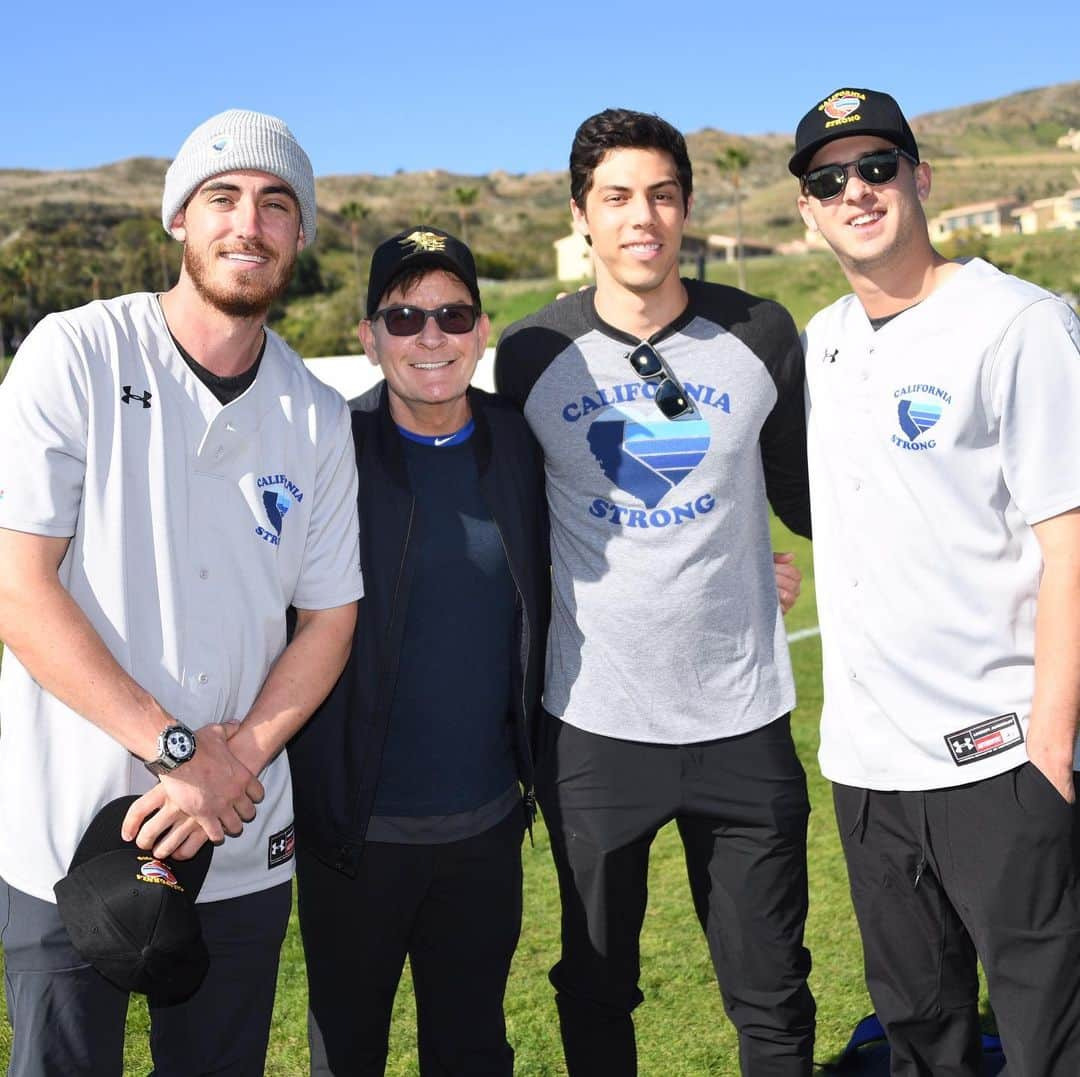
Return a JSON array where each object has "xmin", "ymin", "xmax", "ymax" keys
[{"xmin": 161, "ymin": 109, "xmax": 316, "ymax": 244}]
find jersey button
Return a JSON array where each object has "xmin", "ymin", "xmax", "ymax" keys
[
  {"xmin": 214, "ymin": 446, "xmax": 225, "ymax": 460},
  {"xmin": 197, "ymin": 673, "xmax": 209, "ymax": 685},
  {"xmin": 199, "ymin": 569, "xmax": 209, "ymax": 580}
]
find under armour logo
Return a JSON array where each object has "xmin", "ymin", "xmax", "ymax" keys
[
  {"xmin": 954, "ymin": 735, "xmax": 976, "ymax": 756},
  {"xmin": 121, "ymin": 386, "xmax": 152, "ymax": 408},
  {"xmin": 823, "ymin": 348, "xmax": 839, "ymax": 364},
  {"xmin": 267, "ymin": 823, "xmax": 295, "ymax": 868}
]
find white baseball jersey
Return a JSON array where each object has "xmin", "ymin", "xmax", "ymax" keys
[
  {"xmin": 0, "ymin": 293, "xmax": 363, "ymax": 903},
  {"xmin": 805, "ymin": 258, "xmax": 1080, "ymax": 790}
]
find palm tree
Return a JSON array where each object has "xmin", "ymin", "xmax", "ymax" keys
[
  {"xmin": 452, "ymin": 187, "xmax": 478, "ymax": 245},
  {"xmin": 157, "ymin": 229, "xmax": 175, "ymax": 292},
  {"xmin": 11, "ymin": 248, "xmax": 38, "ymax": 328},
  {"xmin": 340, "ymin": 201, "xmax": 371, "ymax": 296},
  {"xmin": 715, "ymin": 147, "xmax": 750, "ymax": 290},
  {"xmin": 83, "ymin": 256, "xmax": 105, "ymax": 301}
]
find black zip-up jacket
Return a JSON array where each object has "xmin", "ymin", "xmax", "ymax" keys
[{"xmin": 288, "ymin": 383, "xmax": 550, "ymax": 877}]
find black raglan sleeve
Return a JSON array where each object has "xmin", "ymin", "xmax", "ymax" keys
[
  {"xmin": 495, "ymin": 293, "xmax": 588, "ymax": 413},
  {"xmin": 757, "ymin": 302, "xmax": 811, "ymax": 539},
  {"xmin": 493, "ymin": 323, "xmax": 529, "ymax": 410}
]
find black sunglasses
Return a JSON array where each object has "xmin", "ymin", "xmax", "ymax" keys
[
  {"xmin": 370, "ymin": 303, "xmax": 479, "ymax": 336},
  {"xmin": 628, "ymin": 342, "xmax": 696, "ymax": 421},
  {"xmin": 802, "ymin": 148, "xmax": 918, "ymax": 202}
]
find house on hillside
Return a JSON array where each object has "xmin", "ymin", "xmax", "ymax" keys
[
  {"xmin": 1011, "ymin": 189, "xmax": 1080, "ymax": 233},
  {"xmin": 928, "ymin": 199, "xmax": 1020, "ymax": 243},
  {"xmin": 775, "ymin": 229, "xmax": 830, "ymax": 256},
  {"xmin": 707, "ymin": 234, "xmax": 775, "ymax": 262},
  {"xmin": 554, "ymin": 232, "xmax": 593, "ymax": 282},
  {"xmin": 1056, "ymin": 129, "xmax": 1080, "ymax": 152},
  {"xmin": 554, "ymin": 231, "xmax": 710, "ymax": 282}
]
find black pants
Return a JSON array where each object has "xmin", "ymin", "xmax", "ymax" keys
[
  {"xmin": 835, "ymin": 764, "xmax": 1080, "ymax": 1077},
  {"xmin": 0, "ymin": 878, "xmax": 291, "ymax": 1077},
  {"xmin": 297, "ymin": 808, "xmax": 524, "ymax": 1076},
  {"xmin": 537, "ymin": 714, "xmax": 815, "ymax": 1076}
]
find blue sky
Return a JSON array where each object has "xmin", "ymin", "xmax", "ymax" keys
[{"xmin": 6, "ymin": 2, "xmax": 1078, "ymax": 177}]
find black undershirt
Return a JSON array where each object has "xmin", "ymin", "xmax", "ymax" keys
[
  {"xmin": 868, "ymin": 304, "xmax": 918, "ymax": 332},
  {"xmin": 168, "ymin": 324, "xmax": 266, "ymax": 404}
]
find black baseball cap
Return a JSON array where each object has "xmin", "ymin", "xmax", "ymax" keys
[
  {"xmin": 789, "ymin": 88, "xmax": 919, "ymax": 178},
  {"xmin": 365, "ymin": 225, "xmax": 481, "ymax": 317},
  {"xmin": 54, "ymin": 796, "xmax": 213, "ymax": 1004}
]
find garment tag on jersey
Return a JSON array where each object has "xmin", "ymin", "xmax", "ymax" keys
[
  {"xmin": 267, "ymin": 823, "xmax": 295, "ymax": 869},
  {"xmin": 944, "ymin": 713, "xmax": 1023, "ymax": 766}
]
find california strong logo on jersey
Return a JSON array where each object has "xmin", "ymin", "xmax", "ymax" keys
[
  {"xmin": 890, "ymin": 383, "xmax": 952, "ymax": 452},
  {"xmin": 254, "ymin": 473, "xmax": 305, "ymax": 546}
]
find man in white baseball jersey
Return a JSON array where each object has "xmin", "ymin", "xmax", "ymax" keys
[
  {"xmin": 0, "ymin": 109, "xmax": 362, "ymax": 1075},
  {"xmin": 792, "ymin": 87, "xmax": 1080, "ymax": 1074}
]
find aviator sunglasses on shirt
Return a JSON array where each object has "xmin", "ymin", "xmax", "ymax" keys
[
  {"xmin": 627, "ymin": 341, "xmax": 697, "ymax": 421},
  {"xmin": 801, "ymin": 147, "xmax": 918, "ymax": 202}
]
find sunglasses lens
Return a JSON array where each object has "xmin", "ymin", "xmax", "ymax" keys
[
  {"xmin": 805, "ymin": 166, "xmax": 846, "ymax": 201},
  {"xmin": 380, "ymin": 305, "xmax": 477, "ymax": 336},
  {"xmin": 654, "ymin": 379, "xmax": 691, "ymax": 419},
  {"xmin": 856, "ymin": 151, "xmax": 900, "ymax": 185},
  {"xmin": 629, "ymin": 343, "xmax": 663, "ymax": 378},
  {"xmin": 383, "ymin": 307, "xmax": 426, "ymax": 336},
  {"xmin": 434, "ymin": 305, "xmax": 477, "ymax": 334},
  {"xmin": 806, "ymin": 150, "xmax": 903, "ymax": 201}
]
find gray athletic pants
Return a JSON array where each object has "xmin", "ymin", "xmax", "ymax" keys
[
  {"xmin": 0, "ymin": 876, "xmax": 291, "ymax": 1077},
  {"xmin": 835, "ymin": 764, "xmax": 1080, "ymax": 1077}
]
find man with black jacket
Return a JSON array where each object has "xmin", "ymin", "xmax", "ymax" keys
[{"xmin": 288, "ymin": 226, "xmax": 549, "ymax": 1076}]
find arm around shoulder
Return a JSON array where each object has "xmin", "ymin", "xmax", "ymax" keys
[{"xmin": 759, "ymin": 307, "xmax": 811, "ymax": 539}]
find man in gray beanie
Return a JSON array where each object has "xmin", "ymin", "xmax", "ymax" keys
[{"xmin": 0, "ymin": 108, "xmax": 362, "ymax": 1074}]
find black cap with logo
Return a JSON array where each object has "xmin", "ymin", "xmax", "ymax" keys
[
  {"xmin": 789, "ymin": 88, "xmax": 920, "ymax": 178},
  {"xmin": 366, "ymin": 225, "xmax": 481, "ymax": 317},
  {"xmin": 53, "ymin": 796, "xmax": 213, "ymax": 1004}
]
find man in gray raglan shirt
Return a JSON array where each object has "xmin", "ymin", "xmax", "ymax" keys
[{"xmin": 495, "ymin": 109, "xmax": 814, "ymax": 1075}]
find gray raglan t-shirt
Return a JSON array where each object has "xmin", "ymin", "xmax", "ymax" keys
[{"xmin": 495, "ymin": 280, "xmax": 810, "ymax": 744}]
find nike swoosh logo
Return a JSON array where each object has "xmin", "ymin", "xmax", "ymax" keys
[{"xmin": 434, "ymin": 436, "xmax": 455, "ymax": 446}]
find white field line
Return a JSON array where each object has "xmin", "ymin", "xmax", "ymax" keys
[{"xmin": 786, "ymin": 625, "xmax": 821, "ymax": 643}]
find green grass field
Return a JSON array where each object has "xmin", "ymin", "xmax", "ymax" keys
[{"xmin": 0, "ymin": 521, "xmax": 993, "ymax": 1073}]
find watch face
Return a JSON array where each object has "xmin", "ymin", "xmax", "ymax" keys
[{"xmin": 164, "ymin": 728, "xmax": 195, "ymax": 762}]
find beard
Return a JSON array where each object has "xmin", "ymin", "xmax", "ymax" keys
[{"xmin": 183, "ymin": 239, "xmax": 297, "ymax": 318}]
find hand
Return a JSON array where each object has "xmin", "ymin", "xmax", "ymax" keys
[
  {"xmin": 773, "ymin": 552, "xmax": 802, "ymax": 616},
  {"xmin": 122, "ymin": 785, "xmax": 212, "ymax": 861},
  {"xmin": 122, "ymin": 723, "xmax": 263, "ymax": 856},
  {"xmin": 1027, "ymin": 740, "xmax": 1076, "ymax": 804}
]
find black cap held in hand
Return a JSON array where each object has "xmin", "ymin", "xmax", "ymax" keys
[
  {"xmin": 789, "ymin": 88, "xmax": 919, "ymax": 178},
  {"xmin": 54, "ymin": 796, "xmax": 213, "ymax": 1004},
  {"xmin": 366, "ymin": 226, "xmax": 481, "ymax": 317}
]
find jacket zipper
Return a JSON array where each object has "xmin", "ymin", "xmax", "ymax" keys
[
  {"xmin": 491, "ymin": 514, "xmax": 537, "ymax": 847},
  {"xmin": 345, "ymin": 495, "xmax": 416, "ymax": 867}
]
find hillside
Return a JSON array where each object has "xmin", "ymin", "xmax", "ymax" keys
[{"xmin": 1, "ymin": 82, "xmax": 1077, "ymax": 358}]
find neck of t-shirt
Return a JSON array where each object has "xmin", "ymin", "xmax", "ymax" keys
[
  {"xmin": 868, "ymin": 307, "xmax": 916, "ymax": 332},
  {"xmin": 592, "ymin": 273, "xmax": 689, "ymax": 341},
  {"xmin": 396, "ymin": 418, "xmax": 476, "ymax": 447},
  {"xmin": 165, "ymin": 314, "xmax": 266, "ymax": 404}
]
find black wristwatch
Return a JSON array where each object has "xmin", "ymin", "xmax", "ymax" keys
[{"xmin": 144, "ymin": 722, "xmax": 198, "ymax": 776}]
